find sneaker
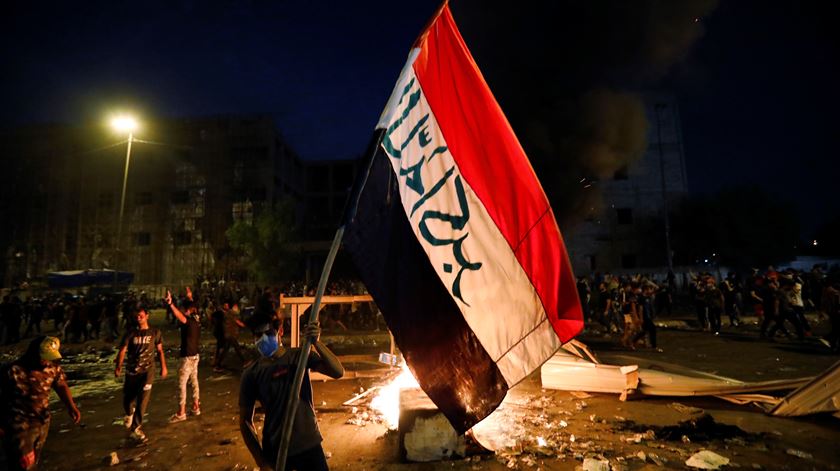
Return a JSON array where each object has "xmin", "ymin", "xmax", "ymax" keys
[
  {"xmin": 124, "ymin": 409, "xmax": 134, "ymax": 430},
  {"xmin": 169, "ymin": 413, "xmax": 187, "ymax": 423},
  {"xmin": 213, "ymin": 366, "xmax": 225, "ymax": 374},
  {"xmin": 190, "ymin": 404, "xmax": 201, "ymax": 416},
  {"xmin": 130, "ymin": 427, "xmax": 147, "ymax": 442}
]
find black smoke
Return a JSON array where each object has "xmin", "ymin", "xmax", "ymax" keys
[{"xmin": 450, "ymin": 0, "xmax": 718, "ymax": 229}]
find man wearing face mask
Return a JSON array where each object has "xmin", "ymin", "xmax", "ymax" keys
[
  {"xmin": 0, "ymin": 336, "xmax": 81, "ymax": 470},
  {"xmin": 239, "ymin": 318, "xmax": 344, "ymax": 471}
]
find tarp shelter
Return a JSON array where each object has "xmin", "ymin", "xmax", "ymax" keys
[{"xmin": 47, "ymin": 269, "xmax": 134, "ymax": 288}]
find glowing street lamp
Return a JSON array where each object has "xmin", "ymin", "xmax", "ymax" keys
[{"xmin": 110, "ymin": 114, "xmax": 139, "ymax": 287}]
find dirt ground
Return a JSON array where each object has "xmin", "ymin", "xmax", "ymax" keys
[{"xmin": 2, "ymin": 310, "xmax": 839, "ymax": 470}]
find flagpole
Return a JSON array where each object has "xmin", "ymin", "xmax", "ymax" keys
[{"xmin": 275, "ymin": 128, "xmax": 385, "ymax": 471}]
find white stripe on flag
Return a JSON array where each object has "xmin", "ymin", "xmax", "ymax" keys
[{"xmin": 380, "ymin": 68, "xmax": 561, "ymax": 387}]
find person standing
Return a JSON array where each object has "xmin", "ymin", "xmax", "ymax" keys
[
  {"xmin": 165, "ymin": 288, "xmax": 202, "ymax": 422},
  {"xmin": 632, "ymin": 283, "xmax": 659, "ymax": 350},
  {"xmin": 704, "ymin": 276, "xmax": 724, "ymax": 335},
  {"xmin": 0, "ymin": 336, "xmax": 81, "ymax": 470},
  {"xmin": 213, "ymin": 299, "xmax": 246, "ymax": 372},
  {"xmin": 821, "ymin": 277, "xmax": 840, "ymax": 352},
  {"xmin": 240, "ymin": 320, "xmax": 344, "ymax": 471},
  {"xmin": 114, "ymin": 303, "xmax": 167, "ymax": 442}
]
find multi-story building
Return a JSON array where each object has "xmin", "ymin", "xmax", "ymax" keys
[
  {"xmin": 1, "ymin": 97, "xmax": 688, "ymax": 287},
  {"xmin": 564, "ymin": 93, "xmax": 689, "ymax": 274},
  {"xmin": 1, "ymin": 115, "xmax": 304, "ymax": 286}
]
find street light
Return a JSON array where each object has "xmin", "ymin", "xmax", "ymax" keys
[{"xmin": 110, "ymin": 114, "xmax": 139, "ymax": 288}]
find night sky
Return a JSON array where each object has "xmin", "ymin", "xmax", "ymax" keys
[{"xmin": 2, "ymin": 1, "xmax": 837, "ymax": 237}]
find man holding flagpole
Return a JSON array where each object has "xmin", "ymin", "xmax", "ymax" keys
[
  {"xmin": 274, "ymin": 0, "xmax": 582, "ymax": 467},
  {"xmin": 239, "ymin": 319, "xmax": 343, "ymax": 470}
]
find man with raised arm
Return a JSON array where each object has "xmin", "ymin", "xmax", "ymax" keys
[{"xmin": 165, "ymin": 288, "xmax": 202, "ymax": 422}]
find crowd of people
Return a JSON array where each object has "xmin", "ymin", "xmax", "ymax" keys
[
  {"xmin": 0, "ymin": 277, "xmax": 383, "ymax": 351},
  {"xmin": 575, "ymin": 265, "xmax": 840, "ymax": 353},
  {"xmin": 0, "ymin": 282, "xmax": 346, "ymax": 470}
]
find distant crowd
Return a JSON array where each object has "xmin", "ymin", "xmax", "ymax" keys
[
  {"xmin": 0, "ymin": 277, "xmax": 383, "ymax": 348},
  {"xmin": 575, "ymin": 265, "xmax": 840, "ymax": 353}
]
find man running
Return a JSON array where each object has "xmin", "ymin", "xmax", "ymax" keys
[
  {"xmin": 0, "ymin": 336, "xmax": 81, "ymax": 470},
  {"xmin": 165, "ymin": 288, "xmax": 202, "ymax": 422},
  {"xmin": 114, "ymin": 303, "xmax": 167, "ymax": 442}
]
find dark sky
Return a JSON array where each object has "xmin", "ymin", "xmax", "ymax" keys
[{"xmin": 2, "ymin": 1, "xmax": 837, "ymax": 237}]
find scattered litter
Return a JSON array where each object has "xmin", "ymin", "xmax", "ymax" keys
[
  {"xmin": 581, "ymin": 457, "xmax": 610, "ymax": 471},
  {"xmin": 685, "ymin": 450, "xmax": 730, "ymax": 470},
  {"xmin": 670, "ymin": 402, "xmax": 705, "ymax": 415},
  {"xmin": 785, "ymin": 448, "xmax": 813, "ymax": 459},
  {"xmin": 58, "ymin": 429, "xmax": 70, "ymax": 434},
  {"xmin": 104, "ymin": 452, "xmax": 119, "ymax": 466},
  {"xmin": 570, "ymin": 391, "xmax": 593, "ymax": 399}
]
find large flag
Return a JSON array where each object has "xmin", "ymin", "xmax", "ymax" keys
[{"xmin": 344, "ymin": 2, "xmax": 583, "ymax": 433}]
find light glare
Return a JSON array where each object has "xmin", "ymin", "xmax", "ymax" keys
[{"xmin": 111, "ymin": 115, "xmax": 138, "ymax": 133}]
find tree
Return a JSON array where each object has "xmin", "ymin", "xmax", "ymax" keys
[
  {"xmin": 671, "ymin": 186, "xmax": 799, "ymax": 270},
  {"xmin": 225, "ymin": 198, "xmax": 301, "ymax": 283}
]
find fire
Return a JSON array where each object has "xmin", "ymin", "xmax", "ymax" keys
[{"xmin": 370, "ymin": 362, "xmax": 419, "ymax": 429}]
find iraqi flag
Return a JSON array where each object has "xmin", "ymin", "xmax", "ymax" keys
[{"xmin": 344, "ymin": 2, "xmax": 583, "ymax": 433}]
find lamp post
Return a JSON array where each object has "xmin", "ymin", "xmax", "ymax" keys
[{"xmin": 111, "ymin": 115, "xmax": 138, "ymax": 289}]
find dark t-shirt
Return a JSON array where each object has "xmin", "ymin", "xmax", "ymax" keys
[
  {"xmin": 211, "ymin": 309, "xmax": 225, "ymax": 339},
  {"xmin": 239, "ymin": 349, "xmax": 325, "ymax": 460},
  {"xmin": 120, "ymin": 328, "xmax": 162, "ymax": 375},
  {"xmin": 180, "ymin": 314, "xmax": 201, "ymax": 357}
]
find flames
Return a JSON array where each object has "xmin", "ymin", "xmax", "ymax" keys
[{"xmin": 369, "ymin": 362, "xmax": 419, "ymax": 429}]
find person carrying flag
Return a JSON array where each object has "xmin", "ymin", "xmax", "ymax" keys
[{"xmin": 239, "ymin": 319, "xmax": 343, "ymax": 471}]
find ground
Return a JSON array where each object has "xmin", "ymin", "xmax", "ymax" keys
[{"xmin": 1, "ymin": 310, "xmax": 839, "ymax": 470}]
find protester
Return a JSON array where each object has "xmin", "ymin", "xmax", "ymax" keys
[
  {"xmin": 0, "ymin": 336, "xmax": 81, "ymax": 470},
  {"xmin": 165, "ymin": 288, "xmax": 203, "ymax": 422},
  {"xmin": 114, "ymin": 303, "xmax": 168, "ymax": 442},
  {"xmin": 213, "ymin": 299, "xmax": 246, "ymax": 372},
  {"xmin": 239, "ymin": 319, "xmax": 344, "ymax": 471}
]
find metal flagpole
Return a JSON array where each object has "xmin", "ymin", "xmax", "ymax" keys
[{"xmin": 275, "ymin": 128, "xmax": 385, "ymax": 471}]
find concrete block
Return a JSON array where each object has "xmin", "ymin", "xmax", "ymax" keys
[{"xmin": 398, "ymin": 388, "xmax": 465, "ymax": 462}]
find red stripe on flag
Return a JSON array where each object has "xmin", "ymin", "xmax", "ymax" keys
[{"xmin": 412, "ymin": 5, "xmax": 582, "ymax": 340}]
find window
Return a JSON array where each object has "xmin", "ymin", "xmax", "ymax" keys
[
  {"xmin": 136, "ymin": 192, "xmax": 153, "ymax": 205},
  {"xmin": 135, "ymin": 232, "xmax": 151, "ymax": 246},
  {"xmin": 232, "ymin": 146, "xmax": 268, "ymax": 162},
  {"xmin": 621, "ymin": 254, "xmax": 637, "ymax": 269},
  {"xmin": 173, "ymin": 231, "xmax": 192, "ymax": 246},
  {"xmin": 171, "ymin": 190, "xmax": 190, "ymax": 204},
  {"xmin": 613, "ymin": 166, "xmax": 629, "ymax": 180},
  {"xmin": 616, "ymin": 208, "xmax": 633, "ymax": 225},
  {"xmin": 99, "ymin": 192, "xmax": 113, "ymax": 209},
  {"xmin": 249, "ymin": 186, "xmax": 267, "ymax": 201}
]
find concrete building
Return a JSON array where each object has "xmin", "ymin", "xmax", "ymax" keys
[
  {"xmin": 1, "ymin": 115, "xmax": 304, "ymax": 286},
  {"xmin": 564, "ymin": 93, "xmax": 689, "ymax": 274}
]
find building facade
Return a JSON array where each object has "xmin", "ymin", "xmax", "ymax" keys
[
  {"xmin": 2, "ymin": 115, "xmax": 305, "ymax": 286},
  {"xmin": 564, "ymin": 93, "xmax": 689, "ymax": 274}
]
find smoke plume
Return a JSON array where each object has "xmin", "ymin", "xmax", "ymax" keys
[{"xmin": 451, "ymin": 0, "xmax": 718, "ymax": 229}]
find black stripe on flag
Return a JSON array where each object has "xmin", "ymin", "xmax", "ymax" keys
[{"xmin": 344, "ymin": 150, "xmax": 508, "ymax": 433}]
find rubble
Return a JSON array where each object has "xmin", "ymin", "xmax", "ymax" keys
[{"xmin": 685, "ymin": 450, "xmax": 730, "ymax": 469}]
